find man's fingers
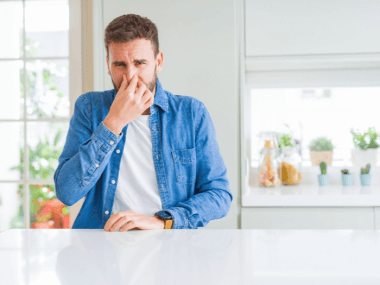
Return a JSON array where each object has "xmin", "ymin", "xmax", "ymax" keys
[
  {"xmin": 141, "ymin": 88, "xmax": 149, "ymax": 100},
  {"xmin": 135, "ymin": 80, "xmax": 147, "ymax": 97},
  {"xmin": 109, "ymin": 216, "xmax": 130, "ymax": 232},
  {"xmin": 143, "ymin": 91, "xmax": 154, "ymax": 107},
  {"xmin": 135, "ymin": 80, "xmax": 141, "ymax": 93},
  {"xmin": 126, "ymin": 74, "xmax": 139, "ymax": 92},
  {"xmin": 104, "ymin": 213, "xmax": 121, "ymax": 231},
  {"xmin": 120, "ymin": 74, "xmax": 127, "ymax": 91},
  {"xmin": 120, "ymin": 221, "xmax": 139, "ymax": 232}
]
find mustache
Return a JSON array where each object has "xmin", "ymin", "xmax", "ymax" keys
[
  {"xmin": 116, "ymin": 84, "xmax": 148, "ymax": 93},
  {"xmin": 115, "ymin": 80, "xmax": 155, "ymax": 93},
  {"xmin": 112, "ymin": 70, "xmax": 157, "ymax": 94}
]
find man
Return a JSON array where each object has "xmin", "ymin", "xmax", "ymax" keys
[{"xmin": 54, "ymin": 14, "xmax": 232, "ymax": 231}]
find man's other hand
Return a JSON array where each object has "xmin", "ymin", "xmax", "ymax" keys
[{"xmin": 104, "ymin": 210, "xmax": 165, "ymax": 232}]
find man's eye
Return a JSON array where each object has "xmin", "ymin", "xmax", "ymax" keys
[{"xmin": 115, "ymin": 63, "xmax": 143, "ymax": 67}]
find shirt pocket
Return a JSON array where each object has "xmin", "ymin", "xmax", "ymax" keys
[{"xmin": 171, "ymin": 148, "xmax": 196, "ymax": 184}]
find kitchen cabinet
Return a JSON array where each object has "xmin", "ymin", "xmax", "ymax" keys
[
  {"xmin": 241, "ymin": 207, "xmax": 376, "ymax": 230},
  {"xmin": 245, "ymin": 0, "xmax": 380, "ymax": 57}
]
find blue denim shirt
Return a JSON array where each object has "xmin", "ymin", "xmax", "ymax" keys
[{"xmin": 54, "ymin": 78, "xmax": 232, "ymax": 229}]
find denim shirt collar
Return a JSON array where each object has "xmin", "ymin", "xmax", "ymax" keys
[
  {"xmin": 151, "ymin": 77, "xmax": 169, "ymax": 113},
  {"xmin": 111, "ymin": 77, "xmax": 169, "ymax": 113}
]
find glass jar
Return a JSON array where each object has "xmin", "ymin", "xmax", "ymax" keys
[
  {"xmin": 280, "ymin": 146, "xmax": 302, "ymax": 185},
  {"xmin": 258, "ymin": 132, "xmax": 281, "ymax": 187}
]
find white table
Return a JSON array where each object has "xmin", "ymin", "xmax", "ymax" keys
[{"xmin": 0, "ymin": 229, "xmax": 379, "ymax": 284}]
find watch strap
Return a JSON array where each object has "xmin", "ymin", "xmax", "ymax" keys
[
  {"xmin": 165, "ymin": 219, "xmax": 173, "ymax": 229},
  {"xmin": 155, "ymin": 212, "xmax": 173, "ymax": 229}
]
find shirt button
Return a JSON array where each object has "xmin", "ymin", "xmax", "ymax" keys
[
  {"xmin": 95, "ymin": 163, "xmax": 99, "ymax": 168},
  {"xmin": 111, "ymin": 180, "xmax": 115, "ymax": 184},
  {"xmin": 116, "ymin": 149, "xmax": 120, "ymax": 153},
  {"xmin": 105, "ymin": 211, "xmax": 109, "ymax": 215},
  {"xmin": 109, "ymin": 140, "xmax": 114, "ymax": 145}
]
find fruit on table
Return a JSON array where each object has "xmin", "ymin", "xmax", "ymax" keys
[{"xmin": 281, "ymin": 161, "xmax": 302, "ymax": 185}]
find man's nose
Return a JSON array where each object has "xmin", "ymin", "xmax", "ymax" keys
[{"xmin": 125, "ymin": 69, "xmax": 138, "ymax": 83}]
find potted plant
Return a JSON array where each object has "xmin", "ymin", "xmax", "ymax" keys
[
  {"xmin": 351, "ymin": 127, "xmax": 379, "ymax": 166},
  {"xmin": 309, "ymin": 137, "xmax": 334, "ymax": 166},
  {"xmin": 360, "ymin": 163, "xmax": 371, "ymax": 186},
  {"xmin": 278, "ymin": 133, "xmax": 294, "ymax": 148},
  {"xmin": 318, "ymin": 161, "xmax": 329, "ymax": 186},
  {"xmin": 9, "ymin": 128, "xmax": 70, "ymax": 229},
  {"xmin": 29, "ymin": 186, "xmax": 56, "ymax": 229},
  {"xmin": 31, "ymin": 202, "xmax": 55, "ymax": 229},
  {"xmin": 341, "ymin": 169, "xmax": 353, "ymax": 186},
  {"xmin": 61, "ymin": 207, "xmax": 71, "ymax": 228}
]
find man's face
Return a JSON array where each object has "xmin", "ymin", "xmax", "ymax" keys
[{"xmin": 106, "ymin": 38, "xmax": 163, "ymax": 95}]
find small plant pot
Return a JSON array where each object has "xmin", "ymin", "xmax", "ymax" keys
[
  {"xmin": 351, "ymin": 148, "xmax": 378, "ymax": 166},
  {"xmin": 310, "ymin": 150, "xmax": 333, "ymax": 166},
  {"xmin": 360, "ymin": 174, "xmax": 371, "ymax": 186},
  {"xmin": 62, "ymin": 215, "xmax": 70, "ymax": 229},
  {"xmin": 341, "ymin": 174, "xmax": 353, "ymax": 186},
  {"xmin": 31, "ymin": 220, "xmax": 54, "ymax": 229},
  {"xmin": 318, "ymin": 174, "xmax": 329, "ymax": 186}
]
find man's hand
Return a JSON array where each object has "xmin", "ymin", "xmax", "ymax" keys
[
  {"xmin": 103, "ymin": 74, "xmax": 154, "ymax": 136},
  {"xmin": 104, "ymin": 210, "xmax": 165, "ymax": 232}
]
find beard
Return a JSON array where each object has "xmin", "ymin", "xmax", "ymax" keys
[{"xmin": 111, "ymin": 65, "xmax": 157, "ymax": 96}]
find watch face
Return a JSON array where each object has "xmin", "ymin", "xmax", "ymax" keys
[{"xmin": 157, "ymin": 211, "xmax": 172, "ymax": 219}]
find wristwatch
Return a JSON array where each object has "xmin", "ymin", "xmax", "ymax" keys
[{"xmin": 154, "ymin": 211, "xmax": 173, "ymax": 229}]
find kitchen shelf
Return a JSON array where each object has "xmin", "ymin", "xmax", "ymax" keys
[{"xmin": 243, "ymin": 165, "xmax": 380, "ymax": 207}]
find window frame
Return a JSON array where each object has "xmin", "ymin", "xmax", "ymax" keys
[
  {"xmin": 240, "ymin": 1, "xmax": 380, "ymax": 203},
  {"xmin": 0, "ymin": 0, "xmax": 83, "ymax": 229}
]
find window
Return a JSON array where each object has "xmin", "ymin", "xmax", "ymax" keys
[
  {"xmin": 243, "ymin": 67, "xmax": 380, "ymax": 195},
  {"xmin": 249, "ymin": 87, "xmax": 380, "ymax": 168},
  {"xmin": 0, "ymin": 0, "xmax": 79, "ymax": 230},
  {"xmin": 241, "ymin": 0, "xmax": 380, "ymax": 208}
]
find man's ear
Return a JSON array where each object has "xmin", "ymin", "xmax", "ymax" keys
[{"xmin": 156, "ymin": 51, "xmax": 163, "ymax": 73}]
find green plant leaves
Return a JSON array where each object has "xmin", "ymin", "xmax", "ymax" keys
[
  {"xmin": 309, "ymin": 137, "xmax": 333, "ymax": 151},
  {"xmin": 319, "ymin": 161, "xmax": 327, "ymax": 174},
  {"xmin": 9, "ymin": 127, "xmax": 64, "ymax": 220},
  {"xmin": 351, "ymin": 127, "xmax": 379, "ymax": 150},
  {"xmin": 278, "ymin": 133, "xmax": 294, "ymax": 148},
  {"xmin": 54, "ymin": 128, "xmax": 63, "ymax": 147}
]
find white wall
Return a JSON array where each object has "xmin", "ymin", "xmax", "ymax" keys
[{"xmin": 90, "ymin": 0, "xmax": 241, "ymax": 229}]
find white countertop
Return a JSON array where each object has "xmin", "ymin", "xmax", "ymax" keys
[{"xmin": 1, "ymin": 229, "xmax": 380, "ymax": 284}]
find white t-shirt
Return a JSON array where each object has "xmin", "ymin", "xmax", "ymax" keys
[{"xmin": 111, "ymin": 114, "xmax": 163, "ymax": 216}]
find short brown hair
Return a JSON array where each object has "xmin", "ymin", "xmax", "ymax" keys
[{"xmin": 104, "ymin": 14, "xmax": 159, "ymax": 59}]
